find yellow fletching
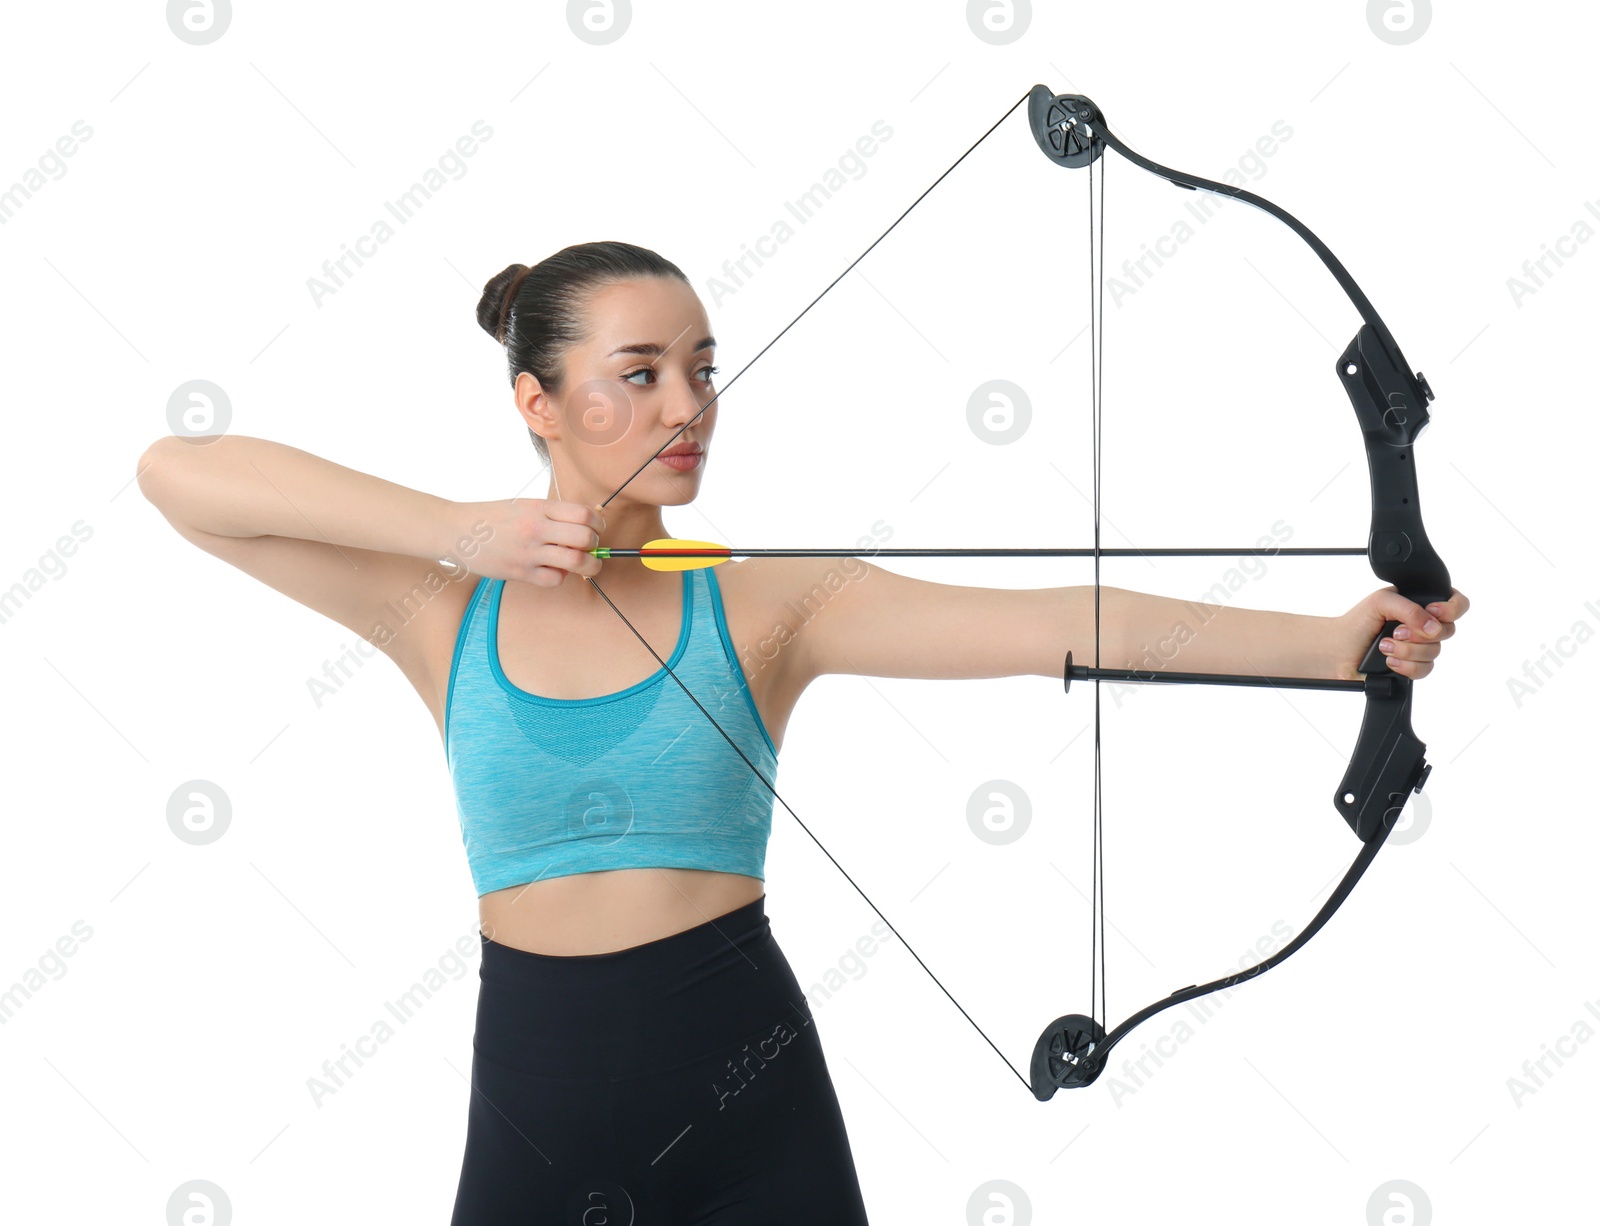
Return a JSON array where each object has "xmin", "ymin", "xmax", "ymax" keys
[{"xmin": 638, "ymin": 539, "xmax": 731, "ymax": 572}]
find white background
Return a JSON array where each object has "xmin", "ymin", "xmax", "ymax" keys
[{"xmin": 0, "ymin": 1, "xmax": 1592, "ymax": 1223}]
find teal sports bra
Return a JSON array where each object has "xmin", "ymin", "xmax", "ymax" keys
[{"xmin": 443, "ymin": 568, "xmax": 779, "ymax": 896}]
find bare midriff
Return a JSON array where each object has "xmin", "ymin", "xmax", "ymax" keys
[{"xmin": 476, "ymin": 867, "xmax": 766, "ymax": 955}]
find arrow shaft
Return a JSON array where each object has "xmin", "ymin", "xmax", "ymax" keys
[{"xmin": 595, "ymin": 546, "xmax": 1367, "ymax": 560}]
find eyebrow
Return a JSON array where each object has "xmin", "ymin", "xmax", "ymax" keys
[{"xmin": 607, "ymin": 336, "xmax": 716, "ymax": 358}]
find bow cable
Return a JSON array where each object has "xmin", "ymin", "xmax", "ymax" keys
[
  {"xmin": 597, "ymin": 89, "xmax": 1034, "ymax": 512},
  {"xmin": 1087, "ymin": 132, "xmax": 1108, "ymax": 1038},
  {"xmin": 584, "ymin": 90, "xmax": 1040, "ymax": 1096}
]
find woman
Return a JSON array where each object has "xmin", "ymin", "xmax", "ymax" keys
[{"xmin": 135, "ymin": 240, "xmax": 1467, "ymax": 1222}]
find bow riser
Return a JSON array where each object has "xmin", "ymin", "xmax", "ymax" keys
[{"xmin": 1335, "ymin": 323, "xmax": 1452, "ymax": 841}]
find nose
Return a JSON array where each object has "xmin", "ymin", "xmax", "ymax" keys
[{"xmin": 661, "ymin": 373, "xmax": 708, "ymax": 429}]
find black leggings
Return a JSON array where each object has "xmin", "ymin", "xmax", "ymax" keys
[{"xmin": 450, "ymin": 895, "xmax": 870, "ymax": 1224}]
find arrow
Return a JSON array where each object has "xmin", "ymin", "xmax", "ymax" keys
[{"xmin": 591, "ymin": 538, "xmax": 1368, "ymax": 572}]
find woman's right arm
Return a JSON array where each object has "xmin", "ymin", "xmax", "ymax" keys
[{"xmin": 134, "ymin": 434, "xmax": 603, "ymax": 689}]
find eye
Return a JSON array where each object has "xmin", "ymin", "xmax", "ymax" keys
[{"xmin": 620, "ymin": 364, "xmax": 716, "ymax": 386}]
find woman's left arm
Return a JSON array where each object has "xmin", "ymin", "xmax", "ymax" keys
[{"xmin": 791, "ymin": 560, "xmax": 1469, "ymax": 684}]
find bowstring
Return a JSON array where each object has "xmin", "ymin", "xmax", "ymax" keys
[
  {"xmin": 1096, "ymin": 147, "xmax": 1108, "ymax": 1037},
  {"xmin": 580, "ymin": 89, "xmax": 1038, "ymax": 1096}
]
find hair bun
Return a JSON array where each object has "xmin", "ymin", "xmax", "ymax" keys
[{"xmin": 476, "ymin": 262, "xmax": 533, "ymax": 343}]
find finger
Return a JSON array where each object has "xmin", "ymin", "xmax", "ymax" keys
[
  {"xmin": 534, "ymin": 544, "xmax": 603, "ymax": 578},
  {"xmin": 544, "ymin": 519, "xmax": 603, "ymax": 552},
  {"xmin": 1380, "ymin": 637, "xmax": 1441, "ymax": 664},
  {"xmin": 1395, "ymin": 621, "xmax": 1459, "ymax": 646},
  {"xmin": 1370, "ymin": 589, "xmax": 1438, "ymax": 641},
  {"xmin": 1425, "ymin": 588, "xmax": 1469, "ymax": 624},
  {"xmin": 545, "ymin": 500, "xmax": 607, "ymax": 535},
  {"xmin": 1392, "ymin": 617, "xmax": 1453, "ymax": 643},
  {"xmin": 1386, "ymin": 657, "xmax": 1433, "ymax": 679},
  {"xmin": 1376, "ymin": 643, "xmax": 1433, "ymax": 679}
]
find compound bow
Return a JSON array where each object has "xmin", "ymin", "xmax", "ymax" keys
[{"xmin": 581, "ymin": 84, "xmax": 1452, "ymax": 1102}]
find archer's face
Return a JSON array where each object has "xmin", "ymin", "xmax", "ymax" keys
[{"xmin": 541, "ymin": 275, "xmax": 718, "ymax": 508}]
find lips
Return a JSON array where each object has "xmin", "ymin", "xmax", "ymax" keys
[{"xmin": 656, "ymin": 442, "xmax": 702, "ymax": 472}]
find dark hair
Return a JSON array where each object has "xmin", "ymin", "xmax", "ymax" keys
[{"xmin": 477, "ymin": 241, "xmax": 690, "ymax": 460}]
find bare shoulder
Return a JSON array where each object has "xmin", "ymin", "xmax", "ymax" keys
[{"xmin": 713, "ymin": 552, "xmax": 867, "ymax": 612}]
